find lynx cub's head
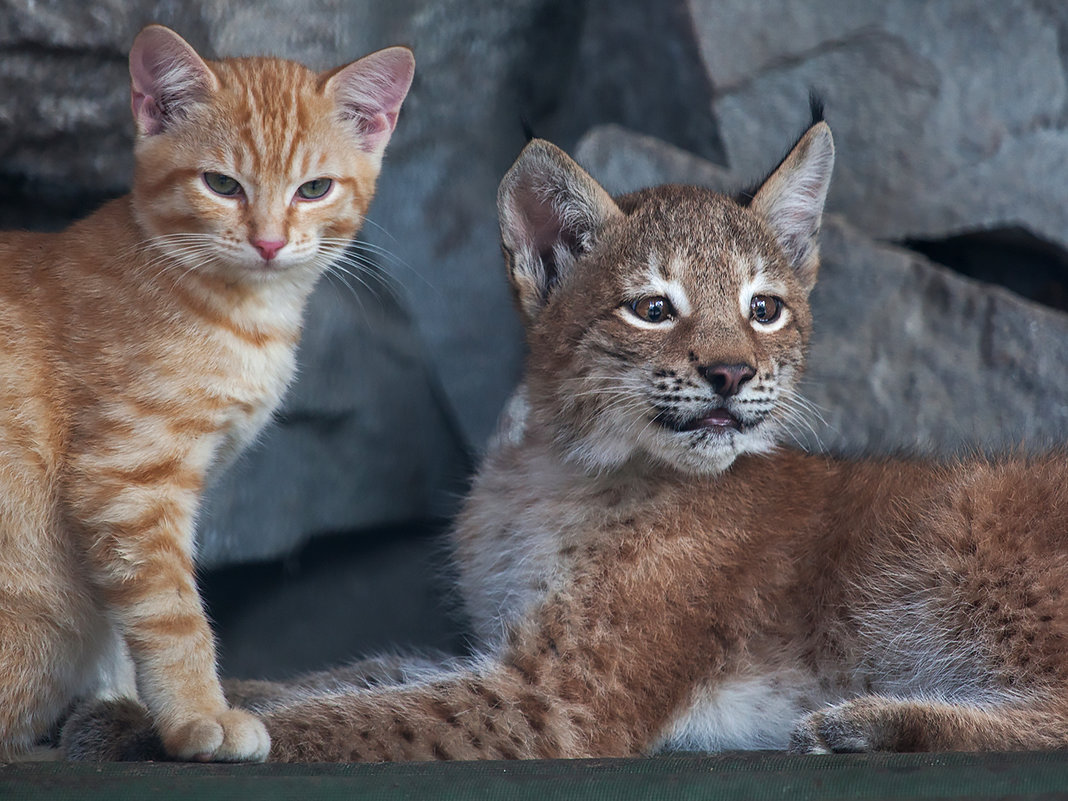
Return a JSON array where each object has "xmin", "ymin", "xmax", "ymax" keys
[
  {"xmin": 127, "ymin": 25, "xmax": 413, "ymax": 284},
  {"xmin": 498, "ymin": 118, "xmax": 834, "ymax": 475}
]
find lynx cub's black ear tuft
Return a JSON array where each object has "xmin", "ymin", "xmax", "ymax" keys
[
  {"xmin": 498, "ymin": 140, "xmax": 622, "ymax": 321},
  {"xmin": 750, "ymin": 121, "xmax": 835, "ymax": 292}
]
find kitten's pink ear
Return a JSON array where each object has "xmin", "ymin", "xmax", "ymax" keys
[
  {"xmin": 498, "ymin": 139, "xmax": 623, "ymax": 322},
  {"xmin": 323, "ymin": 47, "xmax": 415, "ymax": 157},
  {"xmin": 128, "ymin": 25, "xmax": 217, "ymax": 137},
  {"xmin": 750, "ymin": 120, "xmax": 835, "ymax": 292}
]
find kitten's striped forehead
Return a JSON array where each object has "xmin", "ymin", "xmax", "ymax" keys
[{"xmin": 206, "ymin": 58, "xmax": 331, "ymax": 179}]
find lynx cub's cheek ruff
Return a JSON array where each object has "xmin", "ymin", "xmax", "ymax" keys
[
  {"xmin": 67, "ymin": 110, "xmax": 1068, "ymax": 763},
  {"xmin": 0, "ymin": 26, "xmax": 412, "ymax": 761}
]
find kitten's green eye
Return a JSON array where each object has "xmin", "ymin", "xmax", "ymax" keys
[
  {"xmin": 750, "ymin": 294, "xmax": 784, "ymax": 324},
  {"xmin": 297, "ymin": 178, "xmax": 333, "ymax": 200},
  {"xmin": 630, "ymin": 296, "xmax": 675, "ymax": 323},
  {"xmin": 203, "ymin": 172, "xmax": 242, "ymax": 197}
]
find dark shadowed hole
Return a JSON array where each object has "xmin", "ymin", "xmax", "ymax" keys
[
  {"xmin": 509, "ymin": 0, "xmax": 725, "ymax": 164},
  {"xmin": 904, "ymin": 227, "xmax": 1068, "ymax": 313},
  {"xmin": 0, "ymin": 171, "xmax": 121, "ymax": 232},
  {"xmin": 201, "ymin": 521, "xmax": 469, "ymax": 681}
]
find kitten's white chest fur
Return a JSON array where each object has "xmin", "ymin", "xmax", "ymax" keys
[
  {"xmin": 455, "ymin": 414, "xmax": 615, "ymax": 648},
  {"xmin": 207, "ymin": 321, "xmax": 301, "ymax": 479}
]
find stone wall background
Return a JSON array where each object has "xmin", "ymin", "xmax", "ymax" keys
[{"xmin": 3, "ymin": 0, "xmax": 1067, "ymax": 674}]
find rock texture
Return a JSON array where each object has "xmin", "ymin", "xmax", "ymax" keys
[
  {"xmin": 578, "ymin": 125, "xmax": 1068, "ymax": 457},
  {"xmin": 690, "ymin": 0, "xmax": 1068, "ymax": 250}
]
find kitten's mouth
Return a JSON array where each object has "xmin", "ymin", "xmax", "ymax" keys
[{"xmin": 656, "ymin": 408, "xmax": 742, "ymax": 433}]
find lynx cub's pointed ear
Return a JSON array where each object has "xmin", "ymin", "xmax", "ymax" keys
[
  {"xmin": 323, "ymin": 47, "xmax": 415, "ymax": 159},
  {"xmin": 498, "ymin": 140, "xmax": 623, "ymax": 322},
  {"xmin": 750, "ymin": 121, "xmax": 835, "ymax": 291},
  {"xmin": 129, "ymin": 25, "xmax": 218, "ymax": 137}
]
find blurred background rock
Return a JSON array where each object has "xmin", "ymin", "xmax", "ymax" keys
[{"xmin": 3, "ymin": 0, "xmax": 1067, "ymax": 678}]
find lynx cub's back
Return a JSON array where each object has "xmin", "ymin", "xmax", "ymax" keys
[
  {"xmin": 69, "ymin": 112, "xmax": 1068, "ymax": 763},
  {"xmin": 0, "ymin": 26, "xmax": 412, "ymax": 760}
]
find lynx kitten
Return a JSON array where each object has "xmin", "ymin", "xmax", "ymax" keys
[{"xmin": 68, "ymin": 111, "xmax": 1068, "ymax": 761}]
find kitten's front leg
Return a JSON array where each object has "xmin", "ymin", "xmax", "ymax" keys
[
  {"xmin": 75, "ymin": 467, "xmax": 268, "ymax": 762},
  {"xmin": 69, "ymin": 528, "xmax": 741, "ymax": 762}
]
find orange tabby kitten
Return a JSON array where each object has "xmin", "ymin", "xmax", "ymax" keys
[{"xmin": 0, "ymin": 24, "xmax": 412, "ymax": 761}]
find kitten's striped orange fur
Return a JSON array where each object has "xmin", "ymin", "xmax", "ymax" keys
[{"xmin": 0, "ymin": 24, "xmax": 412, "ymax": 761}]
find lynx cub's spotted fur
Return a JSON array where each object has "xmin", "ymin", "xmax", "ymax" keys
[
  {"xmin": 0, "ymin": 26, "xmax": 412, "ymax": 761},
  {"xmin": 69, "ymin": 114, "xmax": 1068, "ymax": 761}
]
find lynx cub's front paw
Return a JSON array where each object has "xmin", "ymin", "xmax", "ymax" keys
[
  {"xmin": 790, "ymin": 707, "xmax": 873, "ymax": 754},
  {"xmin": 790, "ymin": 696, "xmax": 916, "ymax": 754},
  {"xmin": 163, "ymin": 708, "xmax": 270, "ymax": 762}
]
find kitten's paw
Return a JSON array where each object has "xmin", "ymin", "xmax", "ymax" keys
[
  {"xmin": 164, "ymin": 708, "xmax": 270, "ymax": 762},
  {"xmin": 789, "ymin": 702, "xmax": 877, "ymax": 754}
]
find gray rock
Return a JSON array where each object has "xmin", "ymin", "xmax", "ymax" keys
[
  {"xmin": 542, "ymin": 0, "xmax": 724, "ymax": 163},
  {"xmin": 688, "ymin": 0, "xmax": 1068, "ymax": 250},
  {"xmin": 687, "ymin": 2, "xmax": 883, "ymax": 92},
  {"xmin": 575, "ymin": 124, "xmax": 734, "ymax": 197},
  {"xmin": 810, "ymin": 221, "xmax": 1068, "ymax": 456},
  {"xmin": 204, "ymin": 523, "xmax": 461, "ymax": 679},
  {"xmin": 358, "ymin": 0, "xmax": 723, "ymax": 448},
  {"xmin": 576, "ymin": 125, "xmax": 1068, "ymax": 456}
]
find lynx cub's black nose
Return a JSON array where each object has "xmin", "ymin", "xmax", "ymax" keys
[{"xmin": 699, "ymin": 363, "xmax": 756, "ymax": 398}]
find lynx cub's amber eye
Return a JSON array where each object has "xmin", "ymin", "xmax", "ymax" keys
[
  {"xmin": 630, "ymin": 296, "xmax": 675, "ymax": 323},
  {"xmin": 203, "ymin": 172, "xmax": 242, "ymax": 197},
  {"xmin": 750, "ymin": 294, "xmax": 783, "ymax": 324},
  {"xmin": 297, "ymin": 178, "xmax": 333, "ymax": 200}
]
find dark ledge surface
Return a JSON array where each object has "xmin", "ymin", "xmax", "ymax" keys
[{"xmin": 3, "ymin": 751, "xmax": 1067, "ymax": 800}]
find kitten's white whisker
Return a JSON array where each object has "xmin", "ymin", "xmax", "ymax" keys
[
  {"xmin": 321, "ymin": 235, "xmax": 435, "ymax": 293},
  {"xmin": 328, "ymin": 262, "xmax": 385, "ymax": 305},
  {"xmin": 359, "ymin": 216, "xmax": 400, "ymax": 244},
  {"xmin": 328, "ymin": 254, "xmax": 404, "ymax": 304},
  {"xmin": 327, "ymin": 243, "xmax": 409, "ymax": 293},
  {"xmin": 323, "ymin": 269, "xmax": 365, "ymax": 313}
]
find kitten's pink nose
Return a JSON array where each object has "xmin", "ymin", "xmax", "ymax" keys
[{"xmin": 252, "ymin": 239, "xmax": 286, "ymax": 261}]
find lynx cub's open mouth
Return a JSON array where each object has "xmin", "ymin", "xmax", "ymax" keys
[{"xmin": 658, "ymin": 407, "xmax": 743, "ymax": 433}]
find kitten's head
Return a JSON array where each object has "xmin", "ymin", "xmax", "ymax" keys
[
  {"xmin": 498, "ymin": 118, "xmax": 834, "ymax": 475},
  {"xmin": 127, "ymin": 25, "xmax": 413, "ymax": 284}
]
